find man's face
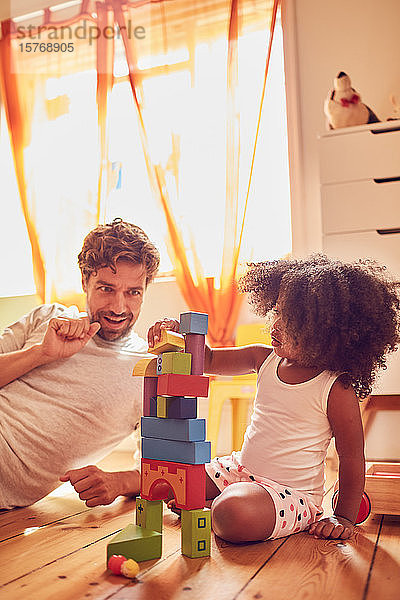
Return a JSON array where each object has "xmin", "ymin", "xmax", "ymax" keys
[{"xmin": 82, "ymin": 260, "xmax": 147, "ymax": 341}]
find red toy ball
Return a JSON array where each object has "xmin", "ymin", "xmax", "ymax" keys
[
  {"xmin": 108, "ymin": 554, "xmax": 127, "ymax": 575},
  {"xmin": 331, "ymin": 489, "xmax": 371, "ymax": 525}
]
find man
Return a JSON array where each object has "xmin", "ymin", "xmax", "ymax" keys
[{"xmin": 0, "ymin": 218, "xmax": 160, "ymax": 509}]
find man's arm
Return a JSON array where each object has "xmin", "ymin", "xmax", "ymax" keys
[
  {"xmin": 309, "ymin": 378, "xmax": 365, "ymax": 539},
  {"xmin": 0, "ymin": 316, "xmax": 100, "ymax": 388},
  {"xmin": 0, "ymin": 344, "xmax": 49, "ymax": 388},
  {"xmin": 60, "ymin": 466, "xmax": 140, "ymax": 507}
]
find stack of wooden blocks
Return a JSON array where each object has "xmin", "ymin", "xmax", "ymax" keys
[{"xmin": 106, "ymin": 311, "xmax": 211, "ymax": 564}]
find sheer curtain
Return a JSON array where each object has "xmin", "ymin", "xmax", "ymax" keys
[
  {"xmin": 113, "ymin": 0, "xmax": 279, "ymax": 345},
  {"xmin": 1, "ymin": 0, "xmax": 280, "ymax": 343},
  {"xmin": 0, "ymin": 0, "xmax": 114, "ymax": 306}
]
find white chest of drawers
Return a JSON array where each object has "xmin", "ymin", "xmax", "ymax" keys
[{"xmin": 319, "ymin": 121, "xmax": 400, "ymax": 393}]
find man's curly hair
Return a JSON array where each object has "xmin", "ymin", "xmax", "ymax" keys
[
  {"xmin": 78, "ymin": 218, "xmax": 160, "ymax": 286},
  {"xmin": 239, "ymin": 253, "xmax": 400, "ymax": 398}
]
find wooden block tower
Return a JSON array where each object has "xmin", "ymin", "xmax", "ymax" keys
[{"xmin": 107, "ymin": 311, "xmax": 211, "ymax": 564}]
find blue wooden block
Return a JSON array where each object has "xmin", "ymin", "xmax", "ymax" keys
[
  {"xmin": 179, "ymin": 312, "xmax": 208, "ymax": 335},
  {"xmin": 159, "ymin": 396, "xmax": 197, "ymax": 419},
  {"xmin": 141, "ymin": 416, "xmax": 206, "ymax": 442},
  {"xmin": 142, "ymin": 437, "xmax": 211, "ymax": 464}
]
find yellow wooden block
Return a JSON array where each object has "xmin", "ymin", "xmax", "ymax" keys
[
  {"xmin": 157, "ymin": 396, "xmax": 168, "ymax": 418},
  {"xmin": 148, "ymin": 329, "xmax": 185, "ymax": 355},
  {"xmin": 181, "ymin": 508, "xmax": 211, "ymax": 558},
  {"xmin": 161, "ymin": 352, "xmax": 192, "ymax": 375},
  {"xmin": 132, "ymin": 357, "xmax": 157, "ymax": 377}
]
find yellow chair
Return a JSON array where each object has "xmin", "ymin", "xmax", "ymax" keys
[
  {"xmin": 0, "ymin": 294, "xmax": 40, "ymax": 333},
  {"xmin": 207, "ymin": 322, "xmax": 271, "ymax": 457}
]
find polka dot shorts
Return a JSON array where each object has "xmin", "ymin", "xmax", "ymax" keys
[{"xmin": 205, "ymin": 452, "xmax": 323, "ymax": 540}]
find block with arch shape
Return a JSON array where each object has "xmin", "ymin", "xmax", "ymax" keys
[{"xmin": 141, "ymin": 458, "xmax": 206, "ymax": 510}]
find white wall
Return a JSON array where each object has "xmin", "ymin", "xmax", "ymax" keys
[
  {"xmin": 282, "ymin": 0, "xmax": 400, "ymax": 461},
  {"xmin": 134, "ymin": 278, "xmax": 262, "ymax": 341},
  {"xmin": 282, "ymin": 0, "xmax": 400, "ymax": 257}
]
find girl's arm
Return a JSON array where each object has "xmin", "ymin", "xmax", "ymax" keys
[
  {"xmin": 204, "ymin": 344, "xmax": 272, "ymax": 376},
  {"xmin": 309, "ymin": 377, "xmax": 365, "ymax": 539},
  {"xmin": 147, "ymin": 318, "xmax": 272, "ymax": 376}
]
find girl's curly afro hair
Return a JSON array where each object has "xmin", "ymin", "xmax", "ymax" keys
[{"xmin": 239, "ymin": 253, "xmax": 400, "ymax": 398}]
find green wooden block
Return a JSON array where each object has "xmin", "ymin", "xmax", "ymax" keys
[
  {"xmin": 157, "ymin": 395, "xmax": 168, "ymax": 418},
  {"xmin": 136, "ymin": 497, "xmax": 163, "ymax": 532},
  {"xmin": 161, "ymin": 351, "xmax": 192, "ymax": 375},
  {"xmin": 181, "ymin": 508, "xmax": 211, "ymax": 558},
  {"xmin": 107, "ymin": 524, "xmax": 162, "ymax": 562}
]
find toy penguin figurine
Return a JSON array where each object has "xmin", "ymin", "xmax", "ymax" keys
[{"xmin": 324, "ymin": 71, "xmax": 380, "ymax": 129}]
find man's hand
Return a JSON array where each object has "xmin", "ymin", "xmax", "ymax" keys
[
  {"xmin": 308, "ymin": 515, "xmax": 354, "ymax": 539},
  {"xmin": 147, "ymin": 318, "xmax": 180, "ymax": 348},
  {"xmin": 40, "ymin": 316, "xmax": 100, "ymax": 361},
  {"xmin": 60, "ymin": 465, "xmax": 140, "ymax": 507}
]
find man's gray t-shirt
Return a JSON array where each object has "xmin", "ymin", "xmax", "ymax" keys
[{"xmin": 0, "ymin": 303, "xmax": 148, "ymax": 509}]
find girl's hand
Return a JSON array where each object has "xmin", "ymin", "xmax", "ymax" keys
[
  {"xmin": 147, "ymin": 318, "xmax": 180, "ymax": 348},
  {"xmin": 308, "ymin": 515, "xmax": 354, "ymax": 539}
]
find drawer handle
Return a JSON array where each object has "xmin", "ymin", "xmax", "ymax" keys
[
  {"xmin": 376, "ymin": 228, "xmax": 400, "ymax": 235},
  {"xmin": 370, "ymin": 126, "xmax": 400, "ymax": 134},
  {"xmin": 374, "ymin": 176, "xmax": 400, "ymax": 183}
]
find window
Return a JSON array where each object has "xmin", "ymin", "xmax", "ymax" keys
[
  {"xmin": 1, "ymin": 9, "xmax": 290, "ymax": 297},
  {"xmin": 105, "ymin": 13, "xmax": 291, "ymax": 275},
  {"xmin": 0, "ymin": 104, "xmax": 36, "ymax": 297}
]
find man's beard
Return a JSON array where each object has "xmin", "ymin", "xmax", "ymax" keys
[{"xmin": 90, "ymin": 310, "xmax": 135, "ymax": 341}]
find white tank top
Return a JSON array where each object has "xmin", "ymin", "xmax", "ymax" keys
[{"xmin": 240, "ymin": 351, "xmax": 339, "ymax": 504}]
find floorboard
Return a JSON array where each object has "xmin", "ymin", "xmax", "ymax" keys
[
  {"xmin": 0, "ymin": 496, "xmax": 90, "ymax": 542},
  {"xmin": 108, "ymin": 535, "xmax": 288, "ymax": 600},
  {"xmin": 236, "ymin": 516, "xmax": 382, "ymax": 600},
  {"xmin": 0, "ymin": 498, "xmax": 135, "ymax": 586},
  {"xmin": 0, "ymin": 512, "xmax": 182, "ymax": 600},
  {"xmin": 364, "ymin": 515, "xmax": 400, "ymax": 600},
  {"xmin": 0, "ymin": 454, "xmax": 399, "ymax": 600}
]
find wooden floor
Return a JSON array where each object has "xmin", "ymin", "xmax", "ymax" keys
[{"xmin": 1, "ymin": 453, "xmax": 399, "ymax": 600}]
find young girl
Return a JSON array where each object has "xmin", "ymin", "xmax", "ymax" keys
[{"xmin": 148, "ymin": 254, "xmax": 399, "ymax": 544}]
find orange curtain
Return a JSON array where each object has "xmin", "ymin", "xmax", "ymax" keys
[
  {"xmin": 0, "ymin": 0, "xmax": 114, "ymax": 306},
  {"xmin": 1, "ymin": 0, "xmax": 279, "ymax": 342},
  {"xmin": 112, "ymin": 0, "xmax": 279, "ymax": 346},
  {"xmin": 96, "ymin": 0, "xmax": 115, "ymax": 224},
  {"xmin": 0, "ymin": 20, "xmax": 46, "ymax": 301}
]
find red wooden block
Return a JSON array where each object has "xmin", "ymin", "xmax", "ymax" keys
[
  {"xmin": 143, "ymin": 377, "xmax": 158, "ymax": 416},
  {"xmin": 157, "ymin": 373, "xmax": 209, "ymax": 398},
  {"xmin": 141, "ymin": 458, "xmax": 206, "ymax": 510},
  {"xmin": 185, "ymin": 333, "xmax": 205, "ymax": 375}
]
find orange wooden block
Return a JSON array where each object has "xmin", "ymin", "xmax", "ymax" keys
[
  {"xmin": 141, "ymin": 458, "xmax": 206, "ymax": 510},
  {"xmin": 132, "ymin": 357, "xmax": 157, "ymax": 377},
  {"xmin": 157, "ymin": 373, "xmax": 209, "ymax": 398},
  {"xmin": 148, "ymin": 329, "xmax": 185, "ymax": 355}
]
